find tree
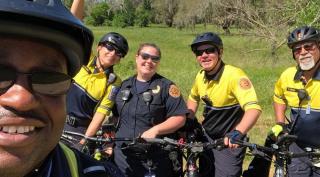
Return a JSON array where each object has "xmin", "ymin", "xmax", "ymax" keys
[
  {"xmin": 153, "ymin": 0, "xmax": 179, "ymax": 27},
  {"xmin": 135, "ymin": 0, "xmax": 152, "ymax": 27},
  {"xmin": 86, "ymin": 2, "xmax": 112, "ymax": 26},
  {"xmin": 295, "ymin": 0, "xmax": 320, "ymax": 27}
]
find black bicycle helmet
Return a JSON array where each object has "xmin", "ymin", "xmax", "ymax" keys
[
  {"xmin": 287, "ymin": 26, "xmax": 320, "ymax": 49},
  {"xmin": 0, "ymin": 0, "xmax": 94, "ymax": 77},
  {"xmin": 191, "ymin": 32, "xmax": 223, "ymax": 52},
  {"xmin": 99, "ymin": 32, "xmax": 129, "ymax": 57}
]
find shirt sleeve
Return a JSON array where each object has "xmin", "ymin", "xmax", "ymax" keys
[
  {"xmin": 165, "ymin": 84, "xmax": 189, "ymax": 118},
  {"xmin": 232, "ymin": 70, "xmax": 261, "ymax": 111},
  {"xmin": 188, "ymin": 72, "xmax": 201, "ymax": 103},
  {"xmin": 273, "ymin": 75, "xmax": 286, "ymax": 105},
  {"xmin": 96, "ymin": 76, "xmax": 122, "ymax": 115}
]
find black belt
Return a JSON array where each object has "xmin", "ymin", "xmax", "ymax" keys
[{"xmin": 66, "ymin": 115, "xmax": 91, "ymax": 127}]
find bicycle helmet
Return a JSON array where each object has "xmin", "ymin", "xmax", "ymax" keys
[
  {"xmin": 191, "ymin": 32, "xmax": 223, "ymax": 52},
  {"xmin": 99, "ymin": 32, "xmax": 129, "ymax": 57},
  {"xmin": 0, "ymin": 0, "xmax": 93, "ymax": 77},
  {"xmin": 287, "ymin": 26, "xmax": 320, "ymax": 49}
]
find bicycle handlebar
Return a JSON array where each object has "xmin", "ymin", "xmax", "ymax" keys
[
  {"xmin": 62, "ymin": 130, "xmax": 132, "ymax": 143},
  {"xmin": 232, "ymin": 134, "xmax": 320, "ymax": 160}
]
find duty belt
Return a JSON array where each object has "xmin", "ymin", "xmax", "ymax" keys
[{"xmin": 66, "ymin": 115, "xmax": 91, "ymax": 127}]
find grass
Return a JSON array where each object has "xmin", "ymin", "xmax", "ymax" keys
[{"xmin": 89, "ymin": 24, "xmax": 295, "ymax": 174}]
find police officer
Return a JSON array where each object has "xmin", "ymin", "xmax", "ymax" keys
[
  {"xmin": 273, "ymin": 26, "xmax": 320, "ymax": 176},
  {"xmin": 113, "ymin": 43, "xmax": 188, "ymax": 177},
  {"xmin": 187, "ymin": 32, "xmax": 262, "ymax": 177},
  {"xmin": 0, "ymin": 0, "xmax": 108, "ymax": 177},
  {"xmin": 63, "ymin": 31, "xmax": 128, "ymax": 152}
]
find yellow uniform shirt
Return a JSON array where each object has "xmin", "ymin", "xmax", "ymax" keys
[
  {"xmin": 67, "ymin": 54, "xmax": 122, "ymax": 121},
  {"xmin": 189, "ymin": 63, "xmax": 261, "ymax": 138},
  {"xmin": 274, "ymin": 66, "xmax": 320, "ymax": 147}
]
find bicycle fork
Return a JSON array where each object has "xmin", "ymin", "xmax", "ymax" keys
[
  {"xmin": 186, "ymin": 155, "xmax": 199, "ymax": 177},
  {"xmin": 144, "ymin": 159, "xmax": 156, "ymax": 177}
]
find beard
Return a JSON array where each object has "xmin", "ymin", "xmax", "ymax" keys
[{"xmin": 299, "ymin": 56, "xmax": 315, "ymax": 71}]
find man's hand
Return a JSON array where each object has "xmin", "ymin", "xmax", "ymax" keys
[
  {"xmin": 141, "ymin": 126, "xmax": 159, "ymax": 138},
  {"xmin": 225, "ymin": 130, "xmax": 245, "ymax": 148},
  {"xmin": 269, "ymin": 122, "xmax": 287, "ymax": 140}
]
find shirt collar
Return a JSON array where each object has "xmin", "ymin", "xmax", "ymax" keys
[{"xmin": 294, "ymin": 67, "xmax": 320, "ymax": 81}]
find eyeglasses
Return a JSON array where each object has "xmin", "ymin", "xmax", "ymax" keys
[
  {"xmin": 194, "ymin": 47, "xmax": 218, "ymax": 56},
  {"xmin": 0, "ymin": 65, "xmax": 71, "ymax": 96},
  {"xmin": 139, "ymin": 52, "xmax": 160, "ymax": 63},
  {"xmin": 292, "ymin": 43, "xmax": 316, "ymax": 55},
  {"xmin": 103, "ymin": 43, "xmax": 123, "ymax": 57}
]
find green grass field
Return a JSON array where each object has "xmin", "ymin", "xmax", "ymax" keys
[{"xmin": 90, "ymin": 24, "xmax": 295, "ymax": 173}]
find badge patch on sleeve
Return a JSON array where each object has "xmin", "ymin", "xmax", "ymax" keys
[
  {"xmin": 169, "ymin": 85, "xmax": 181, "ymax": 98},
  {"xmin": 108, "ymin": 86, "xmax": 120, "ymax": 101},
  {"xmin": 239, "ymin": 78, "xmax": 252, "ymax": 90}
]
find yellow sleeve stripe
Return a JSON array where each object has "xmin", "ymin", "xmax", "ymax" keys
[{"xmin": 243, "ymin": 101, "xmax": 261, "ymax": 111}]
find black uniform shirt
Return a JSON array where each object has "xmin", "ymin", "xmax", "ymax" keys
[{"xmin": 114, "ymin": 73, "xmax": 188, "ymax": 141}]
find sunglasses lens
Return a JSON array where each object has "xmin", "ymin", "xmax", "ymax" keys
[
  {"xmin": 140, "ymin": 53, "xmax": 160, "ymax": 62},
  {"xmin": 105, "ymin": 43, "xmax": 115, "ymax": 51},
  {"xmin": 194, "ymin": 50, "xmax": 203, "ymax": 56},
  {"xmin": 0, "ymin": 66, "xmax": 15, "ymax": 93},
  {"xmin": 293, "ymin": 43, "xmax": 315, "ymax": 55},
  {"xmin": 141, "ymin": 53, "xmax": 149, "ymax": 60},
  {"xmin": 31, "ymin": 72, "xmax": 71, "ymax": 95},
  {"xmin": 206, "ymin": 47, "xmax": 217, "ymax": 54},
  {"xmin": 195, "ymin": 47, "xmax": 217, "ymax": 56},
  {"xmin": 304, "ymin": 44, "xmax": 314, "ymax": 51},
  {"xmin": 105, "ymin": 43, "xmax": 123, "ymax": 57}
]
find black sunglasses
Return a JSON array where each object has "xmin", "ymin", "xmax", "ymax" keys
[
  {"xmin": 139, "ymin": 52, "xmax": 160, "ymax": 63},
  {"xmin": 292, "ymin": 42, "xmax": 316, "ymax": 55},
  {"xmin": 0, "ymin": 65, "xmax": 71, "ymax": 96},
  {"xmin": 104, "ymin": 43, "xmax": 123, "ymax": 57},
  {"xmin": 194, "ymin": 47, "xmax": 218, "ymax": 56}
]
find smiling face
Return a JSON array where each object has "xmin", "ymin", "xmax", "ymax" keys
[
  {"xmin": 195, "ymin": 44, "xmax": 222, "ymax": 72},
  {"xmin": 96, "ymin": 43, "xmax": 122, "ymax": 69},
  {"xmin": 135, "ymin": 45, "xmax": 160, "ymax": 81},
  {"xmin": 0, "ymin": 38, "xmax": 68, "ymax": 177}
]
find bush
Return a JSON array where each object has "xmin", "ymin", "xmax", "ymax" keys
[
  {"xmin": 112, "ymin": 13, "xmax": 128, "ymax": 28},
  {"xmin": 88, "ymin": 2, "xmax": 112, "ymax": 26}
]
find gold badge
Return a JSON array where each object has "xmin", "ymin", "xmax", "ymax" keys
[
  {"xmin": 152, "ymin": 85, "xmax": 161, "ymax": 94},
  {"xmin": 239, "ymin": 78, "xmax": 252, "ymax": 90},
  {"xmin": 169, "ymin": 85, "xmax": 180, "ymax": 98}
]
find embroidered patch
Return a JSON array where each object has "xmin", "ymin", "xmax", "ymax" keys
[
  {"xmin": 239, "ymin": 78, "xmax": 252, "ymax": 90},
  {"xmin": 152, "ymin": 85, "xmax": 161, "ymax": 94},
  {"xmin": 169, "ymin": 85, "xmax": 180, "ymax": 98},
  {"xmin": 108, "ymin": 86, "xmax": 120, "ymax": 101}
]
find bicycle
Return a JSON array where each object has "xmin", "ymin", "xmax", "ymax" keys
[
  {"xmin": 152, "ymin": 136, "xmax": 224, "ymax": 177},
  {"xmin": 61, "ymin": 129, "xmax": 131, "ymax": 177},
  {"xmin": 234, "ymin": 134, "xmax": 320, "ymax": 177}
]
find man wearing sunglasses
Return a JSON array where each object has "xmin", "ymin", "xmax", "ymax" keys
[
  {"xmin": 273, "ymin": 26, "xmax": 320, "ymax": 176},
  {"xmin": 0, "ymin": 0, "xmax": 110, "ymax": 177},
  {"xmin": 187, "ymin": 32, "xmax": 261, "ymax": 177},
  {"xmin": 112, "ymin": 43, "xmax": 188, "ymax": 177}
]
